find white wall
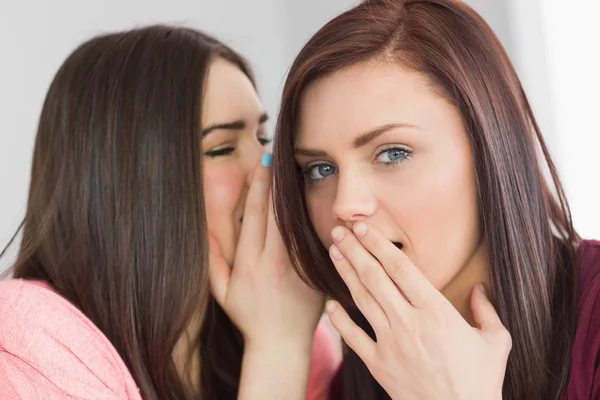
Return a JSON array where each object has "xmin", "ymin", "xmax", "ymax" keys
[
  {"xmin": 477, "ymin": 0, "xmax": 600, "ymax": 239},
  {"xmin": 541, "ymin": 0, "xmax": 600, "ymax": 239},
  {"xmin": 461, "ymin": 0, "xmax": 600, "ymax": 239},
  {"xmin": 0, "ymin": 0, "xmax": 358, "ymax": 272},
  {"xmin": 1, "ymin": 0, "xmax": 598, "ymax": 272}
]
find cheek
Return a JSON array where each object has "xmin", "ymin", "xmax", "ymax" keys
[
  {"xmin": 203, "ymin": 164, "xmax": 246, "ymax": 257},
  {"xmin": 386, "ymin": 151, "xmax": 480, "ymax": 289},
  {"xmin": 306, "ymin": 186, "xmax": 337, "ymax": 248}
]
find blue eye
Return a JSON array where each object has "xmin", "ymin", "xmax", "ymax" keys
[
  {"xmin": 375, "ymin": 147, "xmax": 410, "ymax": 163},
  {"xmin": 304, "ymin": 163, "xmax": 336, "ymax": 182}
]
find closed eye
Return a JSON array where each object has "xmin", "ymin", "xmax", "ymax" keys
[
  {"xmin": 205, "ymin": 147, "xmax": 235, "ymax": 157},
  {"xmin": 258, "ymin": 137, "xmax": 272, "ymax": 146}
]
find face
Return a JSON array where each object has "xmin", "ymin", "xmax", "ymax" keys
[
  {"xmin": 202, "ymin": 57, "xmax": 270, "ymax": 265},
  {"xmin": 295, "ymin": 61, "xmax": 489, "ymax": 305}
]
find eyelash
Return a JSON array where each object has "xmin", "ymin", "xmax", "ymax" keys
[
  {"xmin": 373, "ymin": 145, "xmax": 412, "ymax": 165},
  {"xmin": 205, "ymin": 147, "xmax": 234, "ymax": 157},
  {"xmin": 301, "ymin": 146, "xmax": 412, "ymax": 184},
  {"xmin": 205, "ymin": 137, "xmax": 272, "ymax": 158}
]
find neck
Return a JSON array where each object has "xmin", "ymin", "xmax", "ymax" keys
[{"xmin": 441, "ymin": 237, "xmax": 490, "ymax": 326}]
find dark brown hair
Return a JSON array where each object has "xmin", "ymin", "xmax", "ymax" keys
[
  {"xmin": 1, "ymin": 25, "xmax": 251, "ymax": 399},
  {"xmin": 273, "ymin": 1, "xmax": 579, "ymax": 399}
]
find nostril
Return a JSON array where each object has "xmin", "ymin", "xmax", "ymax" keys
[{"xmin": 393, "ymin": 242, "xmax": 403, "ymax": 250}]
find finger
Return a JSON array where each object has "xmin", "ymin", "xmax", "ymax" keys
[
  {"xmin": 332, "ymin": 226, "xmax": 412, "ymax": 319},
  {"xmin": 471, "ymin": 284, "xmax": 512, "ymax": 355},
  {"xmin": 326, "ymin": 300, "xmax": 377, "ymax": 365},
  {"xmin": 264, "ymin": 191, "xmax": 285, "ymax": 254},
  {"xmin": 207, "ymin": 233, "xmax": 230, "ymax": 307},
  {"xmin": 471, "ymin": 284, "xmax": 504, "ymax": 332},
  {"xmin": 352, "ymin": 222, "xmax": 444, "ymax": 310},
  {"xmin": 237, "ymin": 153, "xmax": 272, "ymax": 259},
  {"xmin": 330, "ymin": 243, "xmax": 389, "ymax": 334}
]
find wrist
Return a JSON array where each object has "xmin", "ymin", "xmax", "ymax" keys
[
  {"xmin": 241, "ymin": 338, "xmax": 313, "ymax": 390},
  {"xmin": 244, "ymin": 335, "xmax": 314, "ymax": 358},
  {"xmin": 239, "ymin": 339, "xmax": 312, "ymax": 400}
]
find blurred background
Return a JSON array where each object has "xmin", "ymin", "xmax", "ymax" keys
[{"xmin": 1, "ymin": 0, "xmax": 598, "ymax": 273}]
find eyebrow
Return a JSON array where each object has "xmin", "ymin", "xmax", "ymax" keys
[
  {"xmin": 352, "ymin": 123, "xmax": 418, "ymax": 148},
  {"xmin": 294, "ymin": 122, "xmax": 419, "ymax": 157},
  {"xmin": 202, "ymin": 112, "xmax": 269, "ymax": 136}
]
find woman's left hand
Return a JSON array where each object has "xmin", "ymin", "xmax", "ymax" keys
[{"xmin": 326, "ymin": 222, "xmax": 511, "ymax": 400}]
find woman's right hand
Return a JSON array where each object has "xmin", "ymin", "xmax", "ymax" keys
[{"xmin": 208, "ymin": 153, "xmax": 324, "ymax": 356}]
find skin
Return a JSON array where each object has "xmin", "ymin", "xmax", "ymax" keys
[
  {"xmin": 201, "ymin": 57, "xmax": 270, "ymax": 266},
  {"xmin": 294, "ymin": 60, "xmax": 489, "ymax": 323},
  {"xmin": 294, "ymin": 60, "xmax": 511, "ymax": 398},
  {"xmin": 175, "ymin": 57, "xmax": 327, "ymax": 398}
]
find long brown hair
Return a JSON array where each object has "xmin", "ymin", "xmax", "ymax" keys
[
  {"xmin": 273, "ymin": 1, "xmax": 579, "ymax": 399},
  {"xmin": 1, "ymin": 25, "xmax": 251, "ymax": 399}
]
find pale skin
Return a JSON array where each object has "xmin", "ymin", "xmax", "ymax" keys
[
  {"xmin": 295, "ymin": 60, "xmax": 512, "ymax": 398},
  {"xmin": 176, "ymin": 57, "xmax": 325, "ymax": 398}
]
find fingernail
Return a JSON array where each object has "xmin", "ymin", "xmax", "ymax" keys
[
  {"xmin": 353, "ymin": 222, "xmax": 367, "ymax": 237},
  {"xmin": 330, "ymin": 244, "xmax": 344, "ymax": 260},
  {"xmin": 326, "ymin": 301, "xmax": 337, "ymax": 313},
  {"xmin": 261, "ymin": 153, "xmax": 272, "ymax": 167},
  {"xmin": 331, "ymin": 226, "xmax": 345, "ymax": 242}
]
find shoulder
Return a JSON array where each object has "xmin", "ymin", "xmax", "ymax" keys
[
  {"xmin": 564, "ymin": 240, "xmax": 600, "ymax": 399},
  {"xmin": 575, "ymin": 239, "xmax": 600, "ymax": 290},
  {"xmin": 0, "ymin": 279, "xmax": 140, "ymax": 399},
  {"xmin": 574, "ymin": 240, "xmax": 600, "ymax": 319}
]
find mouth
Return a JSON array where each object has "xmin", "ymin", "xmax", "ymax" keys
[{"xmin": 392, "ymin": 241, "xmax": 403, "ymax": 250}]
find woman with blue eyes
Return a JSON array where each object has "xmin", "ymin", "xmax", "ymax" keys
[
  {"xmin": 0, "ymin": 25, "xmax": 339, "ymax": 399},
  {"xmin": 273, "ymin": 0, "xmax": 600, "ymax": 399}
]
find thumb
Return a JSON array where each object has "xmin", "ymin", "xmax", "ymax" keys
[
  {"xmin": 471, "ymin": 284, "xmax": 503, "ymax": 333},
  {"xmin": 208, "ymin": 233, "xmax": 230, "ymax": 307}
]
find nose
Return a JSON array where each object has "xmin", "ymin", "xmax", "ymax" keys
[
  {"xmin": 244, "ymin": 140, "xmax": 266, "ymax": 186},
  {"xmin": 332, "ymin": 170, "xmax": 378, "ymax": 223}
]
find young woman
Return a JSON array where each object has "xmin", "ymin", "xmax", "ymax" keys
[
  {"xmin": 0, "ymin": 26, "xmax": 339, "ymax": 399},
  {"xmin": 272, "ymin": 0, "xmax": 599, "ymax": 399}
]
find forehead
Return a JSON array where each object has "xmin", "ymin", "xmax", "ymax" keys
[
  {"xmin": 202, "ymin": 57, "xmax": 262, "ymax": 124},
  {"xmin": 295, "ymin": 61, "xmax": 449, "ymax": 146}
]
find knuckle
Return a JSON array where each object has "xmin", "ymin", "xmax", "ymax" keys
[
  {"xmin": 389, "ymin": 258, "xmax": 410, "ymax": 281},
  {"xmin": 341, "ymin": 327, "xmax": 358, "ymax": 348},
  {"xmin": 368, "ymin": 360, "xmax": 383, "ymax": 377},
  {"xmin": 353, "ymin": 288, "xmax": 374, "ymax": 310},
  {"xmin": 351, "ymin": 289, "xmax": 378, "ymax": 318},
  {"xmin": 343, "ymin": 334, "xmax": 357, "ymax": 349},
  {"xmin": 391, "ymin": 302, "xmax": 406, "ymax": 320},
  {"xmin": 373, "ymin": 236, "xmax": 388, "ymax": 252},
  {"xmin": 357, "ymin": 262, "xmax": 382, "ymax": 288},
  {"xmin": 363, "ymin": 291, "xmax": 378, "ymax": 309},
  {"xmin": 430, "ymin": 309, "xmax": 450, "ymax": 327},
  {"xmin": 245, "ymin": 203, "xmax": 266, "ymax": 217}
]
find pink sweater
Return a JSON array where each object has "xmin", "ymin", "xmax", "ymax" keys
[{"xmin": 0, "ymin": 279, "xmax": 340, "ymax": 399}]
